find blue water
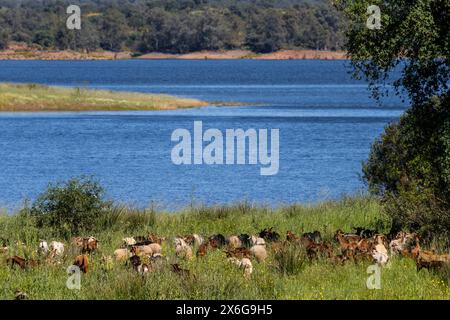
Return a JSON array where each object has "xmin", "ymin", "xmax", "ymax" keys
[{"xmin": 0, "ymin": 60, "xmax": 405, "ymax": 211}]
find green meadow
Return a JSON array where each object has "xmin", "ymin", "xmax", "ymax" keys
[{"xmin": 0, "ymin": 197, "xmax": 449, "ymax": 300}]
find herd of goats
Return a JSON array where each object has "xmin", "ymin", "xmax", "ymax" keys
[{"xmin": 1, "ymin": 227, "xmax": 450, "ymax": 284}]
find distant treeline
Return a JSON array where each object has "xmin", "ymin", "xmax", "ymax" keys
[{"xmin": 0, "ymin": 0, "xmax": 346, "ymax": 53}]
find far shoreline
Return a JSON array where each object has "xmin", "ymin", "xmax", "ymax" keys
[{"xmin": 0, "ymin": 43, "xmax": 348, "ymax": 61}]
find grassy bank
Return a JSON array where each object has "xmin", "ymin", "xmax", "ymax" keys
[
  {"xmin": 0, "ymin": 83, "xmax": 209, "ymax": 112},
  {"xmin": 0, "ymin": 197, "xmax": 449, "ymax": 300}
]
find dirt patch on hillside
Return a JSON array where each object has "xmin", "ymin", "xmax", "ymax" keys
[
  {"xmin": 137, "ymin": 49, "xmax": 347, "ymax": 60},
  {"xmin": 256, "ymin": 50, "xmax": 348, "ymax": 60}
]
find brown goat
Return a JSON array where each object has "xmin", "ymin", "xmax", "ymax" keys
[
  {"xmin": 73, "ymin": 255, "xmax": 89, "ymax": 273},
  {"xmin": 7, "ymin": 256, "xmax": 38, "ymax": 269},
  {"xmin": 416, "ymin": 251, "xmax": 450, "ymax": 271},
  {"xmin": 73, "ymin": 236, "xmax": 99, "ymax": 254},
  {"xmin": 196, "ymin": 243, "xmax": 209, "ymax": 258},
  {"xmin": 148, "ymin": 234, "xmax": 164, "ymax": 245},
  {"xmin": 225, "ymin": 247, "xmax": 251, "ymax": 260},
  {"xmin": 334, "ymin": 229, "xmax": 361, "ymax": 251},
  {"xmin": 306, "ymin": 242, "xmax": 334, "ymax": 260},
  {"xmin": 286, "ymin": 231, "xmax": 300, "ymax": 242}
]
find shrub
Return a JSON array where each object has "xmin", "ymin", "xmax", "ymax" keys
[
  {"xmin": 30, "ymin": 177, "xmax": 112, "ymax": 238},
  {"xmin": 363, "ymin": 94, "xmax": 450, "ymax": 239}
]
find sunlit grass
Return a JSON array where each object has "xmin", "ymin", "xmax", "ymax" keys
[{"xmin": 0, "ymin": 83, "xmax": 209, "ymax": 111}]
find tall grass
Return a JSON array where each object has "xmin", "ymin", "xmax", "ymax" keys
[{"xmin": 274, "ymin": 243, "xmax": 307, "ymax": 276}]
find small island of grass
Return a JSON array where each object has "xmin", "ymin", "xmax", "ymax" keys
[{"xmin": 0, "ymin": 83, "xmax": 209, "ymax": 112}]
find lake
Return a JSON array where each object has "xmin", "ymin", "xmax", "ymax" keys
[{"xmin": 0, "ymin": 60, "xmax": 405, "ymax": 211}]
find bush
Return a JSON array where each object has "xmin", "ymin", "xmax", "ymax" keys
[
  {"xmin": 363, "ymin": 93, "xmax": 450, "ymax": 239},
  {"xmin": 30, "ymin": 177, "xmax": 112, "ymax": 238}
]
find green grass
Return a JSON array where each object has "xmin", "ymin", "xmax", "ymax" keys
[
  {"xmin": 0, "ymin": 83, "xmax": 209, "ymax": 111},
  {"xmin": 0, "ymin": 197, "xmax": 449, "ymax": 300}
]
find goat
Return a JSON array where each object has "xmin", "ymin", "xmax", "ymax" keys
[
  {"xmin": 225, "ymin": 247, "xmax": 251, "ymax": 259},
  {"xmin": 122, "ymin": 237, "xmax": 137, "ymax": 247},
  {"xmin": 7, "ymin": 256, "xmax": 38, "ymax": 269},
  {"xmin": 174, "ymin": 238, "xmax": 193, "ymax": 260},
  {"xmin": 302, "ymin": 231, "xmax": 322, "ymax": 243},
  {"xmin": 238, "ymin": 234, "xmax": 252, "ymax": 248},
  {"xmin": 259, "ymin": 228, "xmax": 280, "ymax": 242},
  {"xmin": 130, "ymin": 236, "xmax": 152, "ymax": 246},
  {"xmin": 114, "ymin": 248, "xmax": 131, "ymax": 262},
  {"xmin": 148, "ymin": 243, "xmax": 162, "ymax": 255},
  {"xmin": 73, "ymin": 236, "xmax": 99, "ymax": 254},
  {"xmin": 131, "ymin": 245, "xmax": 153, "ymax": 256},
  {"xmin": 228, "ymin": 257, "xmax": 253, "ymax": 278},
  {"xmin": 334, "ymin": 229, "xmax": 361, "ymax": 252},
  {"xmin": 209, "ymin": 234, "xmax": 227, "ymax": 248},
  {"xmin": 183, "ymin": 234, "xmax": 204, "ymax": 247},
  {"xmin": 416, "ymin": 251, "xmax": 450, "ymax": 271},
  {"xmin": 389, "ymin": 232, "xmax": 417, "ymax": 256},
  {"xmin": 228, "ymin": 236, "xmax": 242, "ymax": 249},
  {"xmin": 353, "ymin": 227, "xmax": 377, "ymax": 239},
  {"xmin": 250, "ymin": 236, "xmax": 266, "ymax": 246},
  {"xmin": 250, "ymin": 244, "xmax": 268, "ymax": 263},
  {"xmin": 286, "ymin": 231, "xmax": 301, "ymax": 242},
  {"xmin": 14, "ymin": 290, "xmax": 29, "ymax": 300},
  {"xmin": 73, "ymin": 255, "xmax": 89, "ymax": 273},
  {"xmin": 196, "ymin": 243, "xmax": 209, "ymax": 258},
  {"xmin": 148, "ymin": 234, "xmax": 165, "ymax": 245},
  {"xmin": 371, "ymin": 235, "xmax": 389, "ymax": 266},
  {"xmin": 84, "ymin": 237, "xmax": 99, "ymax": 254},
  {"xmin": 49, "ymin": 241, "xmax": 65, "ymax": 258},
  {"xmin": 129, "ymin": 255, "xmax": 142, "ymax": 270},
  {"xmin": 38, "ymin": 240, "xmax": 49, "ymax": 255},
  {"xmin": 129, "ymin": 255, "xmax": 150, "ymax": 275},
  {"xmin": 305, "ymin": 241, "xmax": 333, "ymax": 260},
  {"xmin": 137, "ymin": 264, "xmax": 150, "ymax": 275}
]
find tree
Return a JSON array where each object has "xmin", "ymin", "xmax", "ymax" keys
[
  {"xmin": 0, "ymin": 30, "xmax": 8, "ymax": 49},
  {"xmin": 0, "ymin": 0, "xmax": 347, "ymax": 54},
  {"xmin": 32, "ymin": 30, "xmax": 54, "ymax": 48},
  {"xmin": 337, "ymin": 0, "xmax": 449, "ymax": 104},
  {"xmin": 99, "ymin": 8, "xmax": 128, "ymax": 52},
  {"xmin": 336, "ymin": 0, "xmax": 450, "ymax": 238},
  {"xmin": 246, "ymin": 9, "xmax": 287, "ymax": 53},
  {"xmin": 30, "ymin": 177, "xmax": 112, "ymax": 238}
]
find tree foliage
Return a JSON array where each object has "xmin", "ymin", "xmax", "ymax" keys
[
  {"xmin": 0, "ymin": 29, "xmax": 7, "ymax": 49},
  {"xmin": 30, "ymin": 177, "xmax": 112, "ymax": 238},
  {"xmin": 0, "ymin": 0, "xmax": 345, "ymax": 53},
  {"xmin": 363, "ymin": 93, "xmax": 450, "ymax": 237},
  {"xmin": 337, "ymin": 0, "xmax": 450, "ymax": 237},
  {"xmin": 336, "ymin": 0, "xmax": 449, "ymax": 104}
]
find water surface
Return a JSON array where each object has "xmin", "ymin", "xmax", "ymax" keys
[{"xmin": 0, "ymin": 60, "xmax": 405, "ymax": 211}]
